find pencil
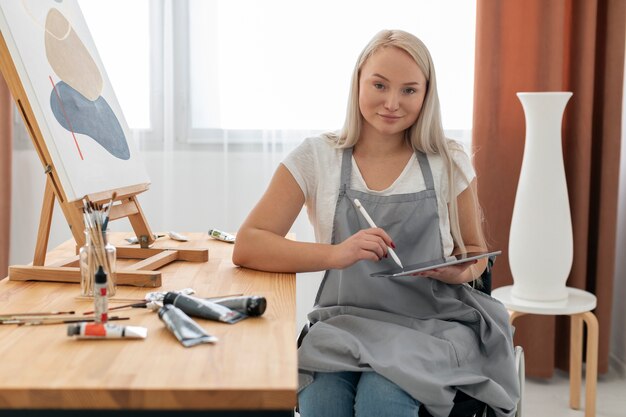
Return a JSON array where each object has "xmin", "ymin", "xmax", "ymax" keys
[{"xmin": 353, "ymin": 198, "xmax": 403, "ymax": 268}]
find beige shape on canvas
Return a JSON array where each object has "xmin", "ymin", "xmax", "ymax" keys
[{"xmin": 44, "ymin": 8, "xmax": 103, "ymax": 101}]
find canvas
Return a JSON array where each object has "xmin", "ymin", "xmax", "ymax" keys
[{"xmin": 0, "ymin": 0, "xmax": 150, "ymax": 201}]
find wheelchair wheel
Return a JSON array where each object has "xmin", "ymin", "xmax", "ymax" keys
[{"xmin": 515, "ymin": 346, "xmax": 525, "ymax": 417}]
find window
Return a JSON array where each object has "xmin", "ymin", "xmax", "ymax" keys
[
  {"xmin": 80, "ymin": 0, "xmax": 159, "ymax": 145},
  {"xmin": 14, "ymin": 0, "xmax": 476, "ymax": 148},
  {"xmin": 180, "ymin": 0, "xmax": 476, "ymax": 146}
]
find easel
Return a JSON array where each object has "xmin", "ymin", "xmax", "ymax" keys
[{"xmin": 0, "ymin": 31, "xmax": 208, "ymax": 287}]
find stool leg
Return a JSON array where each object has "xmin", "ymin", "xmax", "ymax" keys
[
  {"xmin": 509, "ymin": 311, "xmax": 526, "ymax": 324},
  {"xmin": 569, "ymin": 314, "xmax": 583, "ymax": 409},
  {"xmin": 582, "ymin": 311, "xmax": 598, "ymax": 417}
]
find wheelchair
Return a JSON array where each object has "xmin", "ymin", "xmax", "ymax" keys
[
  {"xmin": 297, "ymin": 256, "xmax": 525, "ymax": 417},
  {"xmin": 477, "ymin": 256, "xmax": 524, "ymax": 417}
]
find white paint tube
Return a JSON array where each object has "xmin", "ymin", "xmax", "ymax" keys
[
  {"xmin": 208, "ymin": 229, "xmax": 235, "ymax": 243},
  {"xmin": 67, "ymin": 322, "xmax": 147, "ymax": 339},
  {"xmin": 158, "ymin": 304, "xmax": 217, "ymax": 347},
  {"xmin": 163, "ymin": 292, "xmax": 245, "ymax": 324}
]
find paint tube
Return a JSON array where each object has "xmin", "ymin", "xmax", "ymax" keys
[
  {"xmin": 124, "ymin": 234, "xmax": 166, "ymax": 245},
  {"xmin": 212, "ymin": 296, "xmax": 267, "ymax": 317},
  {"xmin": 208, "ymin": 228, "xmax": 235, "ymax": 243},
  {"xmin": 144, "ymin": 288, "xmax": 195, "ymax": 302},
  {"xmin": 67, "ymin": 322, "xmax": 147, "ymax": 339},
  {"xmin": 158, "ymin": 304, "xmax": 217, "ymax": 347},
  {"xmin": 163, "ymin": 292, "xmax": 245, "ymax": 324},
  {"xmin": 168, "ymin": 231, "xmax": 189, "ymax": 241}
]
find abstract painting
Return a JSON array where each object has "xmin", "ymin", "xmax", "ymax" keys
[{"xmin": 0, "ymin": 0, "xmax": 149, "ymax": 201}]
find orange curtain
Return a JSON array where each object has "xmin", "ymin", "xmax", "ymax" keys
[
  {"xmin": 473, "ymin": 0, "xmax": 625, "ymax": 376},
  {"xmin": 0, "ymin": 75, "xmax": 11, "ymax": 279}
]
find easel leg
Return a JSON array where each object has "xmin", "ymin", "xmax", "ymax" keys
[
  {"xmin": 33, "ymin": 178, "xmax": 55, "ymax": 266},
  {"xmin": 126, "ymin": 195, "xmax": 155, "ymax": 248},
  {"xmin": 582, "ymin": 311, "xmax": 598, "ymax": 417},
  {"xmin": 569, "ymin": 314, "xmax": 583, "ymax": 409}
]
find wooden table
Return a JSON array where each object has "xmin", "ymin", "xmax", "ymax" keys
[{"xmin": 0, "ymin": 233, "xmax": 297, "ymax": 416}]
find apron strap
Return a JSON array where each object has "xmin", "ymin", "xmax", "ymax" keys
[
  {"xmin": 340, "ymin": 147, "xmax": 353, "ymax": 192},
  {"xmin": 416, "ymin": 151, "xmax": 435, "ymax": 190}
]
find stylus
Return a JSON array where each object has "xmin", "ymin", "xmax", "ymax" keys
[{"xmin": 353, "ymin": 199, "xmax": 403, "ymax": 269}]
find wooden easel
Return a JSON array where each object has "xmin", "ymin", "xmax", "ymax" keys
[{"xmin": 0, "ymin": 31, "xmax": 208, "ymax": 287}]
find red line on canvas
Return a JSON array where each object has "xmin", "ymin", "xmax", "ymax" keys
[{"xmin": 49, "ymin": 75, "xmax": 84, "ymax": 160}]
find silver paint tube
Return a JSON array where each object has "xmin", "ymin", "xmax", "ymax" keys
[
  {"xmin": 163, "ymin": 292, "xmax": 245, "ymax": 324},
  {"xmin": 158, "ymin": 304, "xmax": 217, "ymax": 347},
  {"xmin": 212, "ymin": 296, "xmax": 267, "ymax": 317}
]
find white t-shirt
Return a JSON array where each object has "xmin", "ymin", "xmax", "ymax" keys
[{"xmin": 282, "ymin": 136, "xmax": 476, "ymax": 256}]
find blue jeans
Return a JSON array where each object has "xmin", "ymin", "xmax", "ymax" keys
[{"xmin": 298, "ymin": 371, "xmax": 421, "ymax": 417}]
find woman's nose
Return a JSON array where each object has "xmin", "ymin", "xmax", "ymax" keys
[{"xmin": 384, "ymin": 93, "xmax": 399, "ymax": 111}]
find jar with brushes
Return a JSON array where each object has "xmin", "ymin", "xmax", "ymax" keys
[{"xmin": 79, "ymin": 229, "xmax": 116, "ymax": 297}]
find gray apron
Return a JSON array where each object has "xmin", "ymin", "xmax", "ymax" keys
[{"xmin": 298, "ymin": 148, "xmax": 519, "ymax": 417}]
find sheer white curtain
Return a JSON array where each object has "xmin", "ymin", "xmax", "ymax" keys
[{"xmin": 79, "ymin": 0, "xmax": 476, "ymax": 149}]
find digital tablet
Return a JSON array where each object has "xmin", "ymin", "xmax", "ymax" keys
[{"xmin": 370, "ymin": 250, "xmax": 502, "ymax": 278}]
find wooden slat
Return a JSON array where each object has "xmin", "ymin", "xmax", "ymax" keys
[
  {"xmin": 108, "ymin": 200, "xmax": 139, "ymax": 220},
  {"xmin": 124, "ymin": 250, "xmax": 179, "ymax": 271},
  {"xmin": 79, "ymin": 183, "xmax": 150, "ymax": 205},
  {"xmin": 8, "ymin": 266, "xmax": 161, "ymax": 287},
  {"xmin": 48, "ymin": 255, "xmax": 80, "ymax": 268},
  {"xmin": 117, "ymin": 247, "xmax": 209, "ymax": 262}
]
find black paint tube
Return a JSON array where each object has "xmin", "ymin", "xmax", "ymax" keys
[
  {"xmin": 158, "ymin": 304, "xmax": 217, "ymax": 347},
  {"xmin": 163, "ymin": 292, "xmax": 245, "ymax": 324},
  {"xmin": 212, "ymin": 296, "xmax": 267, "ymax": 317}
]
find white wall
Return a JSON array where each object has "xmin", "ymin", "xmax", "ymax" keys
[
  {"xmin": 10, "ymin": 142, "xmax": 321, "ymax": 333},
  {"xmin": 610, "ymin": 50, "xmax": 626, "ymax": 374}
]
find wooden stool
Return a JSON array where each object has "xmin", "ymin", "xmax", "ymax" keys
[{"xmin": 492, "ymin": 286, "xmax": 598, "ymax": 417}]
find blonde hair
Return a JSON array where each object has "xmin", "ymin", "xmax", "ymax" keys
[{"xmin": 323, "ymin": 29, "xmax": 484, "ymax": 254}]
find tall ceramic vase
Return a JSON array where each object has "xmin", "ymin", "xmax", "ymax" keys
[{"xmin": 509, "ymin": 92, "xmax": 573, "ymax": 302}]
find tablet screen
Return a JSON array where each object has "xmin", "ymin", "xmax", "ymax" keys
[{"xmin": 370, "ymin": 250, "xmax": 501, "ymax": 278}]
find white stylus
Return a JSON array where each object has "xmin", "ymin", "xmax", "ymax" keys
[{"xmin": 353, "ymin": 199, "xmax": 403, "ymax": 269}]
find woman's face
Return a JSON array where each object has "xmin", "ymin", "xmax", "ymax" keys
[{"xmin": 358, "ymin": 46, "xmax": 427, "ymax": 140}]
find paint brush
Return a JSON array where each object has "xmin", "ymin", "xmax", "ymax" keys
[
  {"xmin": 0, "ymin": 310, "xmax": 75, "ymax": 318},
  {"xmin": 102, "ymin": 191, "xmax": 117, "ymax": 231},
  {"xmin": 15, "ymin": 316, "xmax": 130, "ymax": 326},
  {"xmin": 82, "ymin": 301, "xmax": 148, "ymax": 315},
  {"xmin": 0, "ymin": 316, "xmax": 130, "ymax": 326}
]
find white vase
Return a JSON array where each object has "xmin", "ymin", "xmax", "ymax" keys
[{"xmin": 509, "ymin": 92, "xmax": 573, "ymax": 302}]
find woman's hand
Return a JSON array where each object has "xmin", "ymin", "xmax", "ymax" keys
[
  {"xmin": 412, "ymin": 259, "xmax": 478, "ymax": 284},
  {"xmin": 330, "ymin": 228, "xmax": 393, "ymax": 269}
]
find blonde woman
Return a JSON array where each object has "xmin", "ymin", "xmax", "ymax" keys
[{"xmin": 233, "ymin": 30, "xmax": 519, "ymax": 417}]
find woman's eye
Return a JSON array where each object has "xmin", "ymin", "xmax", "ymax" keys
[
  {"xmin": 403, "ymin": 87, "xmax": 416, "ymax": 95},
  {"xmin": 374, "ymin": 83, "xmax": 385, "ymax": 90}
]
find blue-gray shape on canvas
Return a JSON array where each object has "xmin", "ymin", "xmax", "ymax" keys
[{"xmin": 50, "ymin": 81, "xmax": 130, "ymax": 160}]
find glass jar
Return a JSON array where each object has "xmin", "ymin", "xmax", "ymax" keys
[{"xmin": 79, "ymin": 230, "xmax": 117, "ymax": 297}]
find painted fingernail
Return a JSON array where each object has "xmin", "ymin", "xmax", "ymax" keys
[
  {"xmin": 391, "ymin": 242, "xmax": 396, "ymax": 249},
  {"xmin": 384, "ymin": 254, "xmax": 388, "ymax": 258}
]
